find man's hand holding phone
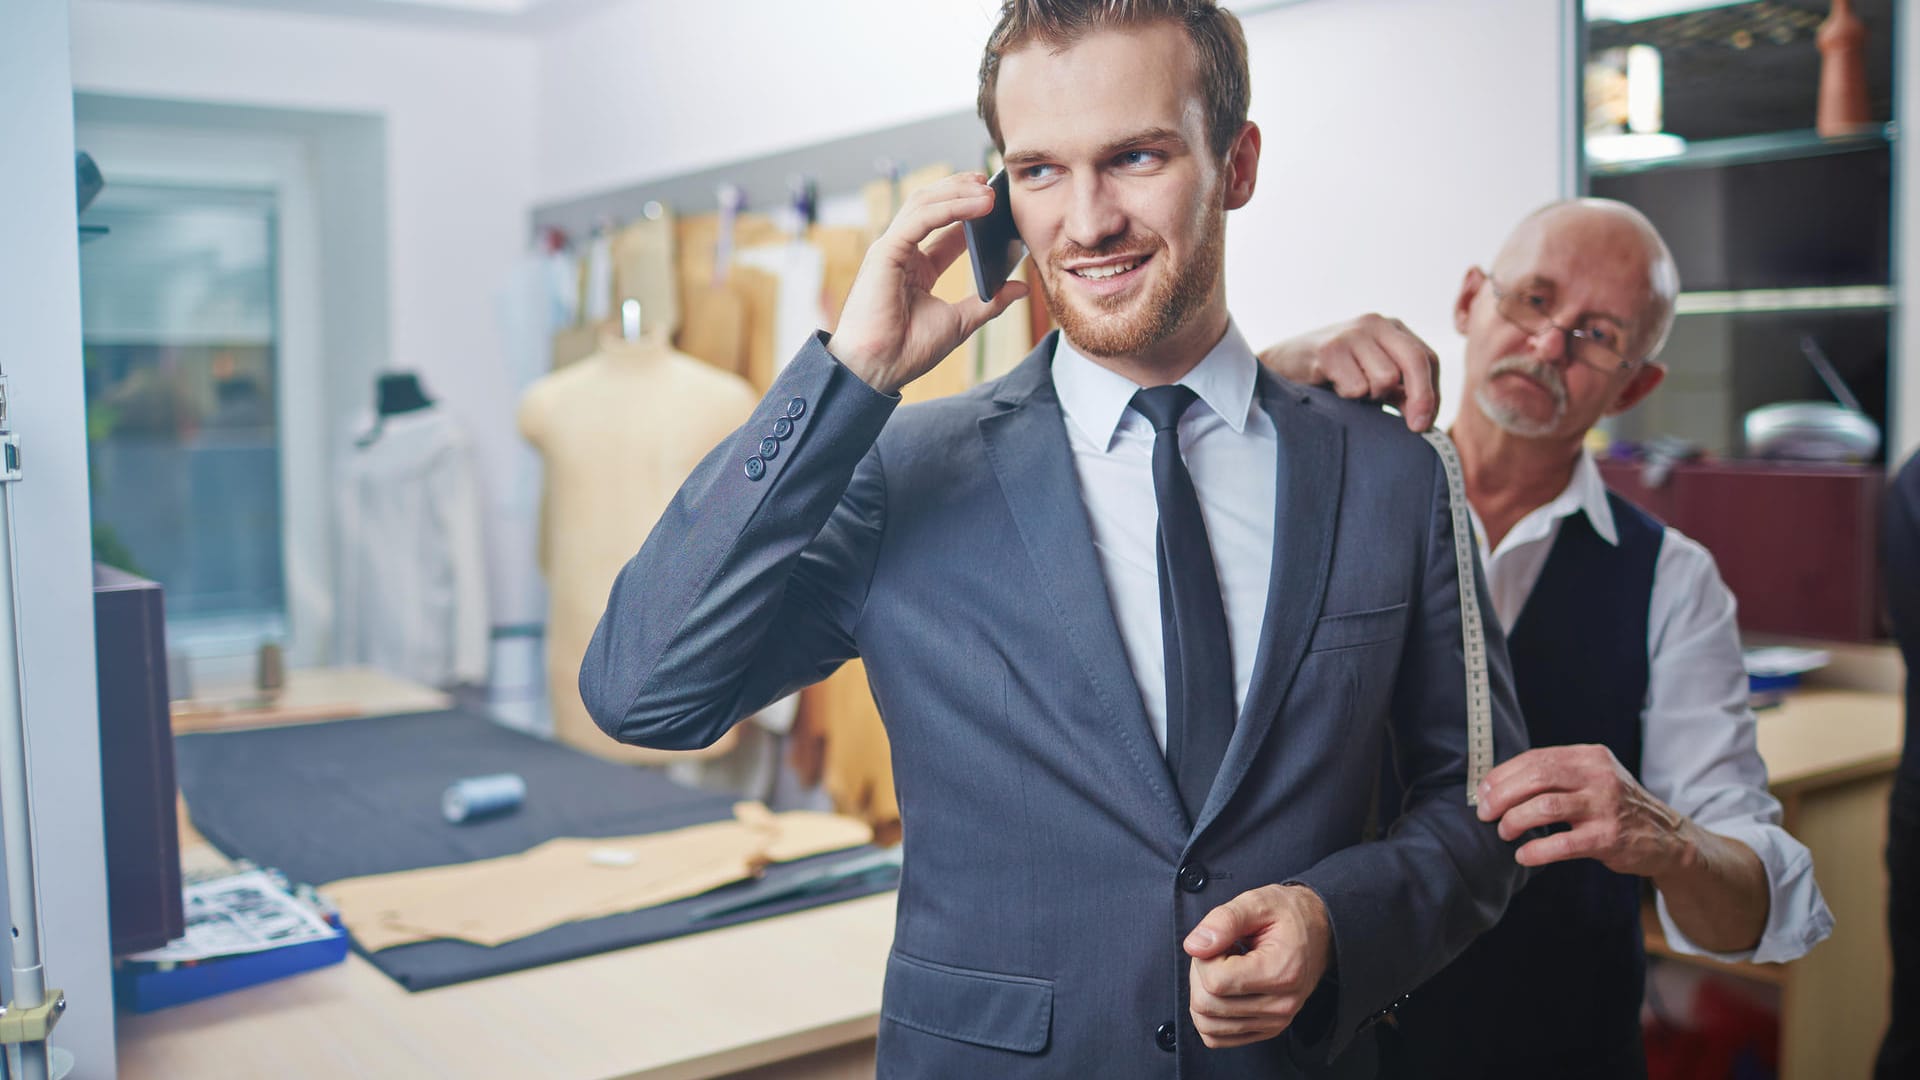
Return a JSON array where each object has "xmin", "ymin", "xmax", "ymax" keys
[{"xmin": 826, "ymin": 172, "xmax": 1029, "ymax": 396}]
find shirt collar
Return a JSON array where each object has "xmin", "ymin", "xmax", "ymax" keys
[
  {"xmin": 1051, "ymin": 320, "xmax": 1259, "ymax": 452},
  {"xmin": 1473, "ymin": 447, "xmax": 1619, "ymax": 560},
  {"xmin": 1569, "ymin": 449, "xmax": 1620, "ymax": 546}
]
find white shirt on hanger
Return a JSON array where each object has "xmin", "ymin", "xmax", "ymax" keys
[
  {"xmin": 336, "ymin": 406, "xmax": 491, "ymax": 688},
  {"xmin": 1469, "ymin": 449, "xmax": 1834, "ymax": 964},
  {"xmin": 1051, "ymin": 321, "xmax": 1277, "ymax": 754},
  {"xmin": 736, "ymin": 241, "xmax": 828, "ymax": 377}
]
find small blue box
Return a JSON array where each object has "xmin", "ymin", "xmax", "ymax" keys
[{"xmin": 114, "ymin": 929, "xmax": 349, "ymax": 1013}]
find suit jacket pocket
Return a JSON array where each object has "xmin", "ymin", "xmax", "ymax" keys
[
  {"xmin": 1307, "ymin": 602, "xmax": 1409, "ymax": 654},
  {"xmin": 882, "ymin": 951, "xmax": 1053, "ymax": 1053}
]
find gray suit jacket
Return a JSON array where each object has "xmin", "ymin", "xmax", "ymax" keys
[{"xmin": 581, "ymin": 332, "xmax": 1529, "ymax": 1078}]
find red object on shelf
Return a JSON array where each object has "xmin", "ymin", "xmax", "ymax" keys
[
  {"xmin": 1817, "ymin": 0, "xmax": 1874, "ymax": 137},
  {"xmin": 1597, "ymin": 458, "xmax": 1884, "ymax": 642}
]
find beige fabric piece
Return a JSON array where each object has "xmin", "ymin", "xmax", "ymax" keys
[
  {"xmin": 518, "ymin": 338, "xmax": 759, "ymax": 764},
  {"xmin": 324, "ymin": 804, "xmax": 873, "ymax": 950},
  {"xmin": 611, "ymin": 212, "xmax": 681, "ymax": 340}
]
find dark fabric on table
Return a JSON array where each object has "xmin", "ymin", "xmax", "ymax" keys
[{"xmin": 174, "ymin": 708, "xmax": 893, "ymax": 991}]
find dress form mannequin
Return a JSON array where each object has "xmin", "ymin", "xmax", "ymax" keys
[{"xmin": 517, "ymin": 320, "xmax": 758, "ymax": 764}]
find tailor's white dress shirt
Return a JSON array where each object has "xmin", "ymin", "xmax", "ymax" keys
[{"xmin": 1470, "ymin": 449, "xmax": 1834, "ymax": 964}]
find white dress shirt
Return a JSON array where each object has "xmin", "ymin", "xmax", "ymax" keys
[
  {"xmin": 1470, "ymin": 449, "xmax": 1834, "ymax": 964},
  {"xmin": 1051, "ymin": 322, "xmax": 1277, "ymax": 755},
  {"xmin": 336, "ymin": 407, "xmax": 491, "ymax": 687}
]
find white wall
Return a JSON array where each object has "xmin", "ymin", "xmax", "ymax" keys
[
  {"xmin": 534, "ymin": 0, "xmax": 1004, "ymax": 206},
  {"xmin": 0, "ymin": 1, "xmax": 119, "ymax": 1073},
  {"xmin": 1228, "ymin": 0, "xmax": 1567, "ymax": 421},
  {"xmin": 70, "ymin": 0, "xmax": 545, "ymax": 629},
  {"xmin": 535, "ymin": 0, "xmax": 1567, "ymax": 421}
]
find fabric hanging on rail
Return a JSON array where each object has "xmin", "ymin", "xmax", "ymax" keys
[{"xmin": 734, "ymin": 239, "xmax": 828, "ymax": 377}]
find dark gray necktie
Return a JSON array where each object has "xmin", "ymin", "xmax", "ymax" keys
[{"xmin": 1128, "ymin": 385, "xmax": 1234, "ymax": 824}]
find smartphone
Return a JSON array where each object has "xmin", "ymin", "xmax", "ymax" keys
[{"xmin": 963, "ymin": 169, "xmax": 1027, "ymax": 304}]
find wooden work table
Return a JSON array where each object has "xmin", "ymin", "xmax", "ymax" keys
[
  {"xmin": 1643, "ymin": 688, "xmax": 1904, "ymax": 1080},
  {"xmin": 118, "ymin": 667, "xmax": 897, "ymax": 1080},
  {"xmin": 116, "ymin": 889, "xmax": 896, "ymax": 1080},
  {"xmin": 115, "ymin": 677, "xmax": 1904, "ymax": 1079}
]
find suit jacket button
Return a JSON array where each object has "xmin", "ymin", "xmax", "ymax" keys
[
  {"xmin": 744, "ymin": 456, "xmax": 766, "ymax": 481},
  {"xmin": 1177, "ymin": 863, "xmax": 1208, "ymax": 893},
  {"xmin": 759, "ymin": 436, "xmax": 780, "ymax": 459},
  {"xmin": 773, "ymin": 417, "xmax": 795, "ymax": 440},
  {"xmin": 785, "ymin": 397, "xmax": 807, "ymax": 419},
  {"xmin": 1154, "ymin": 1021, "xmax": 1176, "ymax": 1052}
]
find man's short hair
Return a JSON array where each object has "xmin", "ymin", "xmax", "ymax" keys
[{"xmin": 977, "ymin": 0, "xmax": 1251, "ymax": 160}]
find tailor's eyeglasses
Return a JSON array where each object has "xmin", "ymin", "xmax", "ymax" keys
[{"xmin": 1484, "ymin": 275, "xmax": 1641, "ymax": 374}]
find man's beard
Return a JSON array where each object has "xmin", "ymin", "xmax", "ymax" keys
[
  {"xmin": 1474, "ymin": 355, "xmax": 1570, "ymax": 437},
  {"xmin": 1040, "ymin": 199, "xmax": 1224, "ymax": 360}
]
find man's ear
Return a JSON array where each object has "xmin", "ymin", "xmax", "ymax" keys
[
  {"xmin": 1454, "ymin": 267, "xmax": 1487, "ymax": 336},
  {"xmin": 1223, "ymin": 121, "xmax": 1261, "ymax": 211},
  {"xmin": 1606, "ymin": 361, "xmax": 1667, "ymax": 416}
]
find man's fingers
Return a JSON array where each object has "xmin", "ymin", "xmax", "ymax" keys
[
  {"xmin": 1513, "ymin": 821, "xmax": 1602, "ymax": 867},
  {"xmin": 919, "ymin": 221, "xmax": 970, "ymax": 269},
  {"xmin": 1476, "ymin": 746, "xmax": 1587, "ymax": 821},
  {"xmin": 887, "ymin": 177, "xmax": 994, "ymax": 247},
  {"xmin": 1198, "ymin": 1029, "xmax": 1280, "ymax": 1050},
  {"xmin": 952, "ymin": 278, "xmax": 1031, "ymax": 338},
  {"xmin": 1184, "ymin": 893, "xmax": 1262, "ymax": 958},
  {"xmin": 1319, "ymin": 347, "xmax": 1373, "ymax": 401},
  {"xmin": 1188, "ymin": 978, "xmax": 1266, "ymax": 1021},
  {"xmin": 1380, "ymin": 325, "xmax": 1440, "ymax": 431},
  {"xmin": 1350, "ymin": 338, "xmax": 1405, "ymax": 401},
  {"xmin": 1495, "ymin": 790, "xmax": 1589, "ymax": 842},
  {"xmin": 1191, "ymin": 1016, "xmax": 1289, "ymax": 1048},
  {"xmin": 1193, "ymin": 946, "xmax": 1290, "ymax": 999},
  {"xmin": 1189, "ymin": 987, "xmax": 1300, "ymax": 1048}
]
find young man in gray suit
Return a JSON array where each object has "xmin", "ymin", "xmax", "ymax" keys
[{"xmin": 580, "ymin": 2, "xmax": 1528, "ymax": 1075}]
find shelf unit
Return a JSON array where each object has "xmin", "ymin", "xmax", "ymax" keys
[{"xmin": 1589, "ymin": 124, "xmax": 1892, "ymax": 178}]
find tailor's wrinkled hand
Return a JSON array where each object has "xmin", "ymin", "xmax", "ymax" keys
[
  {"xmin": 1258, "ymin": 313, "xmax": 1440, "ymax": 432},
  {"xmin": 1477, "ymin": 743, "xmax": 1691, "ymax": 877},
  {"xmin": 1183, "ymin": 883, "xmax": 1333, "ymax": 1049},
  {"xmin": 826, "ymin": 172, "xmax": 1029, "ymax": 395}
]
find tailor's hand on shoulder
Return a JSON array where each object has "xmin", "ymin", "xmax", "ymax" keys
[
  {"xmin": 1183, "ymin": 884, "xmax": 1333, "ymax": 1049},
  {"xmin": 1257, "ymin": 313, "xmax": 1440, "ymax": 432},
  {"xmin": 826, "ymin": 172, "xmax": 1029, "ymax": 396},
  {"xmin": 1476, "ymin": 744, "xmax": 1690, "ymax": 877}
]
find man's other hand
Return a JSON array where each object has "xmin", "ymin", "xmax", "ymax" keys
[
  {"xmin": 825, "ymin": 172, "xmax": 1029, "ymax": 395},
  {"xmin": 1257, "ymin": 314, "xmax": 1439, "ymax": 432},
  {"xmin": 1183, "ymin": 884, "xmax": 1333, "ymax": 1049},
  {"xmin": 1477, "ymin": 744, "xmax": 1690, "ymax": 877}
]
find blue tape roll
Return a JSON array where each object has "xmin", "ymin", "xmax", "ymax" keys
[{"xmin": 442, "ymin": 773, "xmax": 526, "ymax": 824}]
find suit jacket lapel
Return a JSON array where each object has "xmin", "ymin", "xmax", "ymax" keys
[
  {"xmin": 979, "ymin": 333, "xmax": 1188, "ymax": 838},
  {"xmin": 1191, "ymin": 373, "xmax": 1345, "ymax": 841}
]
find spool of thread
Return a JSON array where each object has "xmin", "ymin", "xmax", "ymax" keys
[{"xmin": 442, "ymin": 773, "xmax": 526, "ymax": 824}]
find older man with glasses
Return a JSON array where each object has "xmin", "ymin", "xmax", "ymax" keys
[{"xmin": 1262, "ymin": 198, "xmax": 1833, "ymax": 1078}]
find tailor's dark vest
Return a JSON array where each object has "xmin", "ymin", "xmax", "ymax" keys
[{"xmin": 1384, "ymin": 493, "xmax": 1665, "ymax": 1080}]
